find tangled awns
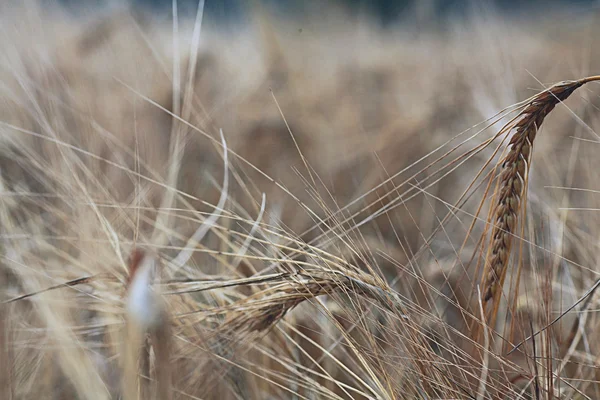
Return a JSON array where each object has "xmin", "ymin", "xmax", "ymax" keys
[{"xmin": 2, "ymin": 1, "xmax": 600, "ymax": 399}]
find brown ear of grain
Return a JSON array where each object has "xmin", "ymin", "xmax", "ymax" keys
[{"xmin": 482, "ymin": 76, "xmax": 600, "ymax": 308}]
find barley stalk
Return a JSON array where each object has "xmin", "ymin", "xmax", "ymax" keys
[
  {"xmin": 483, "ymin": 76, "xmax": 600, "ymax": 303},
  {"xmin": 123, "ymin": 248, "xmax": 171, "ymax": 400}
]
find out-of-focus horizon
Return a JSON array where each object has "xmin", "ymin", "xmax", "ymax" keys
[{"xmin": 50, "ymin": 0, "xmax": 600, "ymax": 26}]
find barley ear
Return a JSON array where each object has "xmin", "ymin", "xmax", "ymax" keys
[
  {"xmin": 122, "ymin": 248, "xmax": 171, "ymax": 400},
  {"xmin": 482, "ymin": 76, "xmax": 600, "ymax": 316}
]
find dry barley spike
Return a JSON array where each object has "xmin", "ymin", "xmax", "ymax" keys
[{"xmin": 483, "ymin": 76, "xmax": 600, "ymax": 302}]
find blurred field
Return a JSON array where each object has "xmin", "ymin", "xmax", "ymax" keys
[{"xmin": 1, "ymin": 1, "xmax": 600, "ymax": 399}]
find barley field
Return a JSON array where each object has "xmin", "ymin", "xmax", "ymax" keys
[{"xmin": 2, "ymin": 1, "xmax": 600, "ymax": 399}]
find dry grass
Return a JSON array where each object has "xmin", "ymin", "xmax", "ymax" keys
[{"xmin": 2, "ymin": 1, "xmax": 600, "ymax": 399}]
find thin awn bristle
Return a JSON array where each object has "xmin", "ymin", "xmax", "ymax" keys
[{"xmin": 483, "ymin": 76, "xmax": 600, "ymax": 303}]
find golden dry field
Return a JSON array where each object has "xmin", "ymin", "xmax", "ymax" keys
[{"xmin": 2, "ymin": 1, "xmax": 600, "ymax": 399}]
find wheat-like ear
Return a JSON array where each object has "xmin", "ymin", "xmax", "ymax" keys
[
  {"xmin": 123, "ymin": 248, "xmax": 171, "ymax": 400},
  {"xmin": 482, "ymin": 76, "xmax": 600, "ymax": 309}
]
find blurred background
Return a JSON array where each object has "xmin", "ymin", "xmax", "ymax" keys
[{"xmin": 52, "ymin": 0, "xmax": 600, "ymax": 26}]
